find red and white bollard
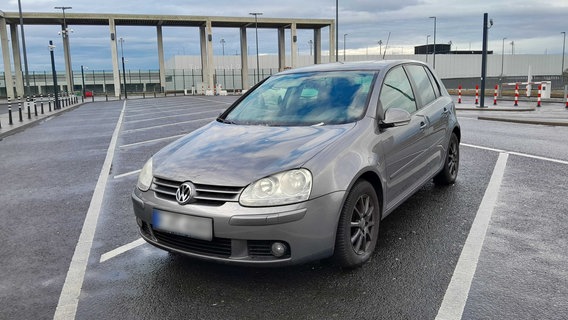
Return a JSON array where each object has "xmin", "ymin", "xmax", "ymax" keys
[
  {"xmin": 458, "ymin": 85, "xmax": 462, "ymax": 104},
  {"xmin": 537, "ymin": 84, "xmax": 542, "ymax": 107},
  {"xmin": 514, "ymin": 83, "xmax": 519, "ymax": 106},
  {"xmin": 565, "ymin": 92, "xmax": 568, "ymax": 109},
  {"xmin": 493, "ymin": 85, "xmax": 498, "ymax": 105},
  {"xmin": 475, "ymin": 85, "xmax": 479, "ymax": 105}
]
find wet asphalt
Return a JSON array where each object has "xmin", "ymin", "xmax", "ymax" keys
[{"xmin": 1, "ymin": 96, "xmax": 567, "ymax": 319}]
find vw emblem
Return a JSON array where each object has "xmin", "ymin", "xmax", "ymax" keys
[{"xmin": 176, "ymin": 182, "xmax": 196, "ymax": 205}]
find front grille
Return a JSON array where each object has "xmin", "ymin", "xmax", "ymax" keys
[
  {"xmin": 248, "ymin": 240, "xmax": 275, "ymax": 257},
  {"xmin": 153, "ymin": 230, "xmax": 232, "ymax": 257},
  {"xmin": 152, "ymin": 177, "xmax": 243, "ymax": 206}
]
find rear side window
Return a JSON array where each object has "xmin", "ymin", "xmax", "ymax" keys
[
  {"xmin": 405, "ymin": 64, "xmax": 437, "ymax": 107},
  {"xmin": 379, "ymin": 66, "xmax": 417, "ymax": 114},
  {"xmin": 425, "ymin": 67, "xmax": 441, "ymax": 97}
]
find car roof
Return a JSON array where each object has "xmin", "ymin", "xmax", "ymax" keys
[{"xmin": 277, "ymin": 59, "xmax": 427, "ymax": 75}]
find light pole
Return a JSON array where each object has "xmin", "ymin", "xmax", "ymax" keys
[
  {"xmin": 55, "ymin": 6, "xmax": 73, "ymax": 92},
  {"xmin": 335, "ymin": 0, "xmax": 339, "ymax": 61},
  {"xmin": 18, "ymin": 0, "xmax": 31, "ymax": 98},
  {"xmin": 119, "ymin": 37, "xmax": 127, "ymax": 99},
  {"xmin": 249, "ymin": 12, "xmax": 262, "ymax": 83},
  {"xmin": 343, "ymin": 33, "xmax": 348, "ymax": 61},
  {"xmin": 48, "ymin": 40, "xmax": 59, "ymax": 110},
  {"xmin": 426, "ymin": 35, "xmax": 430, "ymax": 63},
  {"xmin": 561, "ymin": 32, "xmax": 566, "ymax": 76},
  {"xmin": 220, "ymin": 38, "xmax": 226, "ymax": 56},
  {"xmin": 378, "ymin": 40, "xmax": 383, "ymax": 58},
  {"xmin": 510, "ymin": 41, "xmax": 515, "ymax": 55},
  {"xmin": 308, "ymin": 40, "xmax": 313, "ymax": 56},
  {"xmin": 81, "ymin": 65, "xmax": 88, "ymax": 100},
  {"xmin": 501, "ymin": 37, "xmax": 507, "ymax": 77},
  {"xmin": 429, "ymin": 16, "xmax": 437, "ymax": 69}
]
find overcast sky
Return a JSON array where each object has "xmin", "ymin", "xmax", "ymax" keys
[{"xmin": 2, "ymin": 0, "xmax": 567, "ymax": 71}]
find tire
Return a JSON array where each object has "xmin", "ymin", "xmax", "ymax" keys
[
  {"xmin": 434, "ymin": 132, "xmax": 459, "ymax": 185},
  {"xmin": 333, "ymin": 180, "xmax": 380, "ymax": 268}
]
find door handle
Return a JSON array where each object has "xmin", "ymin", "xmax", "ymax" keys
[
  {"xmin": 442, "ymin": 107, "xmax": 450, "ymax": 116},
  {"xmin": 420, "ymin": 121, "xmax": 428, "ymax": 130}
]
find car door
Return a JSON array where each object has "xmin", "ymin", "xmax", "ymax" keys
[
  {"xmin": 378, "ymin": 65, "xmax": 431, "ymax": 212},
  {"xmin": 405, "ymin": 64, "xmax": 452, "ymax": 179}
]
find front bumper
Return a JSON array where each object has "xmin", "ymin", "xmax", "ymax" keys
[{"xmin": 132, "ymin": 188, "xmax": 345, "ymax": 266}]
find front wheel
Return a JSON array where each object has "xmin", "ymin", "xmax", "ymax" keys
[
  {"xmin": 333, "ymin": 180, "xmax": 380, "ymax": 268},
  {"xmin": 434, "ymin": 132, "xmax": 459, "ymax": 185}
]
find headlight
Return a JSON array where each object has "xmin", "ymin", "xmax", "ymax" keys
[
  {"xmin": 137, "ymin": 158, "xmax": 153, "ymax": 191},
  {"xmin": 240, "ymin": 169, "xmax": 312, "ymax": 207}
]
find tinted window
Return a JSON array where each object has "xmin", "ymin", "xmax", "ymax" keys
[
  {"xmin": 379, "ymin": 66, "xmax": 417, "ymax": 114},
  {"xmin": 405, "ymin": 65, "xmax": 437, "ymax": 107},
  {"xmin": 224, "ymin": 71, "xmax": 376, "ymax": 126},
  {"xmin": 425, "ymin": 67, "xmax": 441, "ymax": 97}
]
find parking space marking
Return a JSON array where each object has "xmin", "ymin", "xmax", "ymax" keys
[
  {"xmin": 119, "ymin": 133, "xmax": 187, "ymax": 149},
  {"xmin": 192, "ymin": 96, "xmax": 235, "ymax": 105},
  {"xmin": 54, "ymin": 101, "xmax": 126, "ymax": 320},
  {"xmin": 99, "ymin": 238, "xmax": 146, "ymax": 263},
  {"xmin": 462, "ymin": 143, "xmax": 568, "ymax": 165},
  {"xmin": 113, "ymin": 169, "xmax": 141, "ymax": 179},
  {"xmin": 435, "ymin": 152, "xmax": 509, "ymax": 320},
  {"xmin": 124, "ymin": 109, "xmax": 220, "ymax": 124},
  {"xmin": 122, "ymin": 117, "xmax": 215, "ymax": 134},
  {"xmin": 124, "ymin": 104, "xmax": 213, "ymax": 115}
]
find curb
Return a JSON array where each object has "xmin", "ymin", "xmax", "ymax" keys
[
  {"xmin": 456, "ymin": 106, "xmax": 534, "ymax": 112},
  {"xmin": 477, "ymin": 116, "xmax": 568, "ymax": 127},
  {"xmin": 0, "ymin": 102, "xmax": 86, "ymax": 140}
]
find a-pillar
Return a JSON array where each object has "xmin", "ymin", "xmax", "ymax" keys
[
  {"xmin": 240, "ymin": 26, "xmax": 249, "ymax": 90},
  {"xmin": 314, "ymin": 28, "xmax": 322, "ymax": 64},
  {"xmin": 329, "ymin": 21, "xmax": 336, "ymax": 62},
  {"xmin": 157, "ymin": 25, "xmax": 166, "ymax": 93},
  {"xmin": 199, "ymin": 21, "xmax": 214, "ymax": 92},
  {"xmin": 109, "ymin": 19, "xmax": 121, "ymax": 97},
  {"xmin": 290, "ymin": 23, "xmax": 297, "ymax": 68},
  {"xmin": 278, "ymin": 27, "xmax": 285, "ymax": 72},
  {"xmin": 0, "ymin": 16, "xmax": 15, "ymax": 99},
  {"xmin": 61, "ymin": 25, "xmax": 74, "ymax": 92},
  {"xmin": 9, "ymin": 24, "xmax": 24, "ymax": 98}
]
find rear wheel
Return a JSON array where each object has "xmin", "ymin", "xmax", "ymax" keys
[
  {"xmin": 434, "ymin": 132, "xmax": 459, "ymax": 185},
  {"xmin": 333, "ymin": 180, "xmax": 380, "ymax": 268}
]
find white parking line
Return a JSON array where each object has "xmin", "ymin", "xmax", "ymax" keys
[
  {"xmin": 122, "ymin": 117, "xmax": 215, "ymax": 134},
  {"xmin": 462, "ymin": 143, "xmax": 568, "ymax": 165},
  {"xmin": 192, "ymin": 96, "xmax": 235, "ymax": 105},
  {"xmin": 125, "ymin": 104, "xmax": 214, "ymax": 114},
  {"xmin": 100, "ymin": 238, "xmax": 146, "ymax": 263},
  {"xmin": 113, "ymin": 169, "xmax": 141, "ymax": 179},
  {"xmin": 53, "ymin": 100, "xmax": 126, "ymax": 320},
  {"xmin": 119, "ymin": 133, "xmax": 187, "ymax": 149},
  {"xmin": 124, "ymin": 109, "xmax": 220, "ymax": 124},
  {"xmin": 435, "ymin": 152, "xmax": 509, "ymax": 320}
]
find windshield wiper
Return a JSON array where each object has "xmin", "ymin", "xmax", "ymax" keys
[{"xmin": 216, "ymin": 117, "xmax": 236, "ymax": 124}]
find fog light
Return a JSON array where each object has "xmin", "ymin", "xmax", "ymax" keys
[
  {"xmin": 136, "ymin": 217, "xmax": 143, "ymax": 227},
  {"xmin": 271, "ymin": 242, "xmax": 287, "ymax": 257}
]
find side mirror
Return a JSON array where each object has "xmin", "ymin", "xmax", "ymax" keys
[{"xmin": 380, "ymin": 108, "xmax": 411, "ymax": 128}]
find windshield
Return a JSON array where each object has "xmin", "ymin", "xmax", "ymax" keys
[{"xmin": 223, "ymin": 71, "xmax": 376, "ymax": 126}]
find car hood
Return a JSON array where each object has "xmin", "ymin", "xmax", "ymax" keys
[{"xmin": 152, "ymin": 121, "xmax": 354, "ymax": 186}]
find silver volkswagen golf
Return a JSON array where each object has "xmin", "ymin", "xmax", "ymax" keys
[{"xmin": 132, "ymin": 60, "xmax": 460, "ymax": 268}]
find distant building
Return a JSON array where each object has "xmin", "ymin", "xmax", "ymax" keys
[{"xmin": 415, "ymin": 44, "xmax": 492, "ymax": 55}]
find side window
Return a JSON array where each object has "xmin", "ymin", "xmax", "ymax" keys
[
  {"xmin": 379, "ymin": 66, "xmax": 417, "ymax": 115},
  {"xmin": 425, "ymin": 67, "xmax": 441, "ymax": 97},
  {"xmin": 405, "ymin": 64, "xmax": 437, "ymax": 107}
]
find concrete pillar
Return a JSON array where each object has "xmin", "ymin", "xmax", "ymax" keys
[
  {"xmin": 240, "ymin": 26, "xmax": 249, "ymax": 90},
  {"xmin": 205, "ymin": 20, "xmax": 214, "ymax": 91},
  {"xmin": 1, "ymin": 17, "xmax": 15, "ymax": 99},
  {"xmin": 314, "ymin": 28, "xmax": 322, "ymax": 64},
  {"xmin": 199, "ymin": 25, "xmax": 208, "ymax": 90},
  {"xmin": 61, "ymin": 25, "xmax": 74, "ymax": 92},
  {"xmin": 109, "ymin": 19, "xmax": 121, "ymax": 97},
  {"xmin": 329, "ymin": 21, "xmax": 336, "ymax": 62},
  {"xmin": 9, "ymin": 24, "xmax": 24, "ymax": 98},
  {"xmin": 157, "ymin": 25, "xmax": 166, "ymax": 93},
  {"xmin": 278, "ymin": 27, "xmax": 285, "ymax": 72},
  {"xmin": 290, "ymin": 23, "xmax": 297, "ymax": 68}
]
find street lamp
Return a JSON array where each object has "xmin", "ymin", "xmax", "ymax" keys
[
  {"xmin": 429, "ymin": 16, "xmax": 437, "ymax": 69},
  {"xmin": 220, "ymin": 38, "xmax": 226, "ymax": 56},
  {"xmin": 335, "ymin": 0, "xmax": 339, "ymax": 61},
  {"xmin": 48, "ymin": 40, "xmax": 59, "ymax": 110},
  {"xmin": 18, "ymin": 0, "xmax": 31, "ymax": 98},
  {"xmin": 81, "ymin": 65, "xmax": 88, "ymax": 101},
  {"xmin": 308, "ymin": 40, "xmax": 313, "ymax": 56},
  {"xmin": 343, "ymin": 33, "xmax": 348, "ymax": 61},
  {"xmin": 426, "ymin": 35, "xmax": 430, "ymax": 63},
  {"xmin": 378, "ymin": 40, "xmax": 383, "ymax": 58},
  {"xmin": 119, "ymin": 37, "xmax": 127, "ymax": 99},
  {"xmin": 55, "ymin": 6, "xmax": 74, "ymax": 91},
  {"xmin": 561, "ymin": 32, "xmax": 566, "ymax": 76},
  {"xmin": 249, "ymin": 12, "xmax": 262, "ymax": 83},
  {"xmin": 501, "ymin": 37, "xmax": 507, "ymax": 77},
  {"xmin": 510, "ymin": 40, "xmax": 515, "ymax": 55}
]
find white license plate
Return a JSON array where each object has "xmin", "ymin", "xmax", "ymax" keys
[{"xmin": 152, "ymin": 209, "xmax": 213, "ymax": 241}]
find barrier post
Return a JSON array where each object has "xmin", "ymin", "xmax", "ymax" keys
[
  {"xmin": 493, "ymin": 85, "xmax": 498, "ymax": 105},
  {"xmin": 27, "ymin": 97, "xmax": 31, "ymax": 119},
  {"xmin": 475, "ymin": 85, "xmax": 479, "ymax": 105},
  {"xmin": 565, "ymin": 92, "xmax": 568, "ymax": 109},
  {"xmin": 41, "ymin": 94, "xmax": 44, "ymax": 114},
  {"xmin": 33, "ymin": 95, "xmax": 38, "ymax": 116},
  {"xmin": 8, "ymin": 98, "xmax": 13, "ymax": 125},
  {"xmin": 514, "ymin": 83, "xmax": 519, "ymax": 106},
  {"xmin": 48, "ymin": 94, "xmax": 52, "ymax": 112},
  {"xmin": 537, "ymin": 84, "xmax": 542, "ymax": 107},
  {"xmin": 18, "ymin": 97, "xmax": 23, "ymax": 122},
  {"xmin": 458, "ymin": 85, "xmax": 462, "ymax": 104}
]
